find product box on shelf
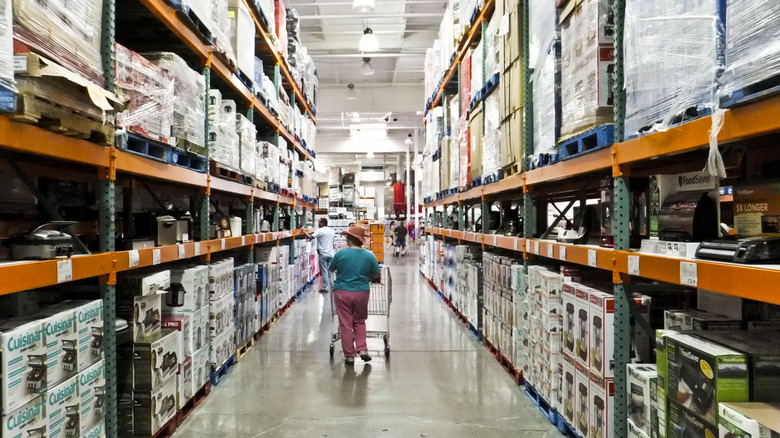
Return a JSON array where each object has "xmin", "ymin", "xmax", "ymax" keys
[
  {"xmin": 564, "ymin": 286, "xmax": 577, "ymax": 360},
  {"xmin": 192, "ymin": 345, "xmax": 210, "ymax": 390},
  {"xmin": 129, "ymin": 378, "xmax": 178, "ymax": 436},
  {"xmin": 576, "ymin": 285, "xmax": 592, "ymax": 367},
  {"xmin": 209, "ymin": 258, "xmax": 235, "ymax": 300},
  {"xmin": 209, "ymin": 293, "xmax": 234, "ymax": 337},
  {"xmin": 177, "ymin": 355, "xmax": 193, "ymax": 409},
  {"xmin": 163, "ymin": 314, "xmax": 192, "ymax": 358},
  {"xmin": 0, "ymin": 318, "xmax": 47, "ymax": 413},
  {"xmin": 83, "ymin": 423, "xmax": 105, "ymax": 438},
  {"xmin": 563, "ymin": 352, "xmax": 577, "ymax": 426},
  {"xmin": 629, "ymin": 418, "xmax": 651, "ymax": 438},
  {"xmin": 78, "ymin": 359, "xmax": 105, "ymax": 436},
  {"xmin": 118, "ymin": 293, "xmax": 162, "ymax": 341},
  {"xmin": 37, "ymin": 306, "xmax": 78, "ymax": 387},
  {"xmin": 46, "ymin": 375, "xmax": 80, "ymax": 438},
  {"xmin": 719, "ymin": 402, "xmax": 780, "ymax": 438},
  {"xmin": 664, "ymin": 310, "xmax": 743, "ymax": 331},
  {"xmin": 668, "ymin": 400, "xmax": 718, "ymax": 438},
  {"xmin": 628, "ymin": 364, "xmax": 658, "ymax": 435},
  {"xmin": 1, "ymin": 396, "xmax": 46, "ymax": 438},
  {"xmin": 590, "ymin": 290, "xmax": 614, "ymax": 378},
  {"xmin": 469, "ymin": 102, "xmax": 484, "ymax": 181},
  {"xmin": 665, "ymin": 333, "xmax": 749, "ymax": 426},
  {"xmin": 651, "ymin": 391, "xmax": 667, "ymax": 438},
  {"xmin": 72, "ymin": 300, "xmax": 104, "ymax": 371},
  {"xmin": 132, "ymin": 329, "xmax": 181, "ymax": 391},
  {"xmin": 165, "ymin": 266, "xmax": 209, "ymax": 313},
  {"xmin": 210, "ymin": 324, "xmax": 235, "ymax": 368},
  {"xmin": 228, "ymin": 0, "xmax": 255, "ymax": 82},
  {"xmin": 733, "ymin": 183, "xmax": 780, "ymax": 237},
  {"xmin": 576, "ymin": 360, "xmax": 591, "ymax": 438},
  {"xmin": 590, "ymin": 372, "xmax": 614, "ymax": 438}
]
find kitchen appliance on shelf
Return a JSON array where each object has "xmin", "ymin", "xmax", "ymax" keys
[
  {"xmin": 695, "ymin": 234, "xmax": 780, "ymax": 263},
  {"xmin": 600, "ymin": 179, "xmax": 649, "ymax": 248},
  {"xmin": 6, "ymin": 221, "xmax": 80, "ymax": 260},
  {"xmin": 658, "ymin": 192, "xmax": 718, "ymax": 242},
  {"xmin": 156, "ymin": 211, "xmax": 193, "ymax": 245}
]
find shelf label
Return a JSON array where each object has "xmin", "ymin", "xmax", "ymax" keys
[
  {"xmin": 242, "ymin": 236, "xmax": 246, "ymax": 246},
  {"xmin": 628, "ymin": 255, "xmax": 640, "ymax": 276},
  {"xmin": 547, "ymin": 244, "xmax": 554, "ymax": 258},
  {"xmin": 588, "ymin": 250, "xmax": 597, "ymax": 267},
  {"xmin": 221, "ymin": 239, "xmax": 226, "ymax": 250},
  {"xmin": 255, "ymin": 234, "xmax": 260, "ymax": 244},
  {"xmin": 57, "ymin": 259, "xmax": 73, "ymax": 283},
  {"xmin": 526, "ymin": 240, "xmax": 531, "ymax": 252},
  {"xmin": 178, "ymin": 245, "xmax": 186, "ymax": 260},
  {"xmin": 680, "ymin": 262, "xmax": 698, "ymax": 287},
  {"xmin": 560, "ymin": 246, "xmax": 567, "ymax": 261},
  {"xmin": 492, "ymin": 235, "xmax": 498, "ymax": 246},
  {"xmin": 152, "ymin": 249, "xmax": 161, "ymax": 265},
  {"xmin": 128, "ymin": 250, "xmax": 140, "ymax": 268},
  {"xmin": 194, "ymin": 243, "xmax": 201, "ymax": 256},
  {"xmin": 534, "ymin": 241, "xmax": 540, "ymax": 254},
  {"xmin": 514, "ymin": 239, "xmax": 519, "ymax": 251}
]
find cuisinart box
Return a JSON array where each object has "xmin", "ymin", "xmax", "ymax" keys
[
  {"xmin": 628, "ymin": 364, "xmax": 657, "ymax": 435},
  {"xmin": 133, "ymin": 329, "xmax": 181, "ymax": 390},
  {"xmin": 719, "ymin": 402, "xmax": 780, "ymax": 438},
  {"xmin": 72, "ymin": 300, "xmax": 104, "ymax": 371},
  {"xmin": 665, "ymin": 333, "xmax": 749, "ymax": 426},
  {"xmin": 37, "ymin": 306, "xmax": 79, "ymax": 387},
  {"xmin": 0, "ymin": 317, "xmax": 47, "ymax": 413},
  {"xmin": 733, "ymin": 183, "xmax": 780, "ymax": 236},
  {"xmin": 46, "ymin": 375, "xmax": 80, "ymax": 438},
  {"xmin": 1, "ymin": 396, "xmax": 46, "ymax": 438},
  {"xmin": 79, "ymin": 359, "xmax": 105, "ymax": 436},
  {"xmin": 118, "ymin": 293, "xmax": 162, "ymax": 342},
  {"xmin": 130, "ymin": 377, "xmax": 177, "ymax": 436}
]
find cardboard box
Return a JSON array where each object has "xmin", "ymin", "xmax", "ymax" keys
[
  {"xmin": 82, "ymin": 423, "xmax": 106, "ymax": 438},
  {"xmin": 209, "ymin": 258, "xmax": 235, "ymax": 301},
  {"xmin": 656, "ymin": 329, "xmax": 677, "ymax": 402},
  {"xmin": 194, "ymin": 306, "xmax": 208, "ymax": 351},
  {"xmin": 629, "ymin": 418, "xmax": 651, "ymax": 438},
  {"xmin": 192, "ymin": 346, "xmax": 210, "ymax": 390},
  {"xmin": 697, "ymin": 290, "xmax": 780, "ymax": 323},
  {"xmin": 118, "ymin": 270, "xmax": 171, "ymax": 298},
  {"xmin": 664, "ymin": 310, "xmax": 743, "ymax": 331},
  {"xmin": 469, "ymin": 103, "xmax": 484, "ymax": 181},
  {"xmin": 163, "ymin": 314, "xmax": 192, "ymax": 358},
  {"xmin": 590, "ymin": 372, "xmax": 614, "ymax": 438},
  {"xmin": 38, "ymin": 307, "xmax": 79, "ymax": 387},
  {"xmin": 732, "ymin": 183, "xmax": 780, "ymax": 236},
  {"xmin": 73, "ymin": 300, "xmax": 104, "ymax": 371},
  {"xmin": 132, "ymin": 329, "xmax": 181, "ymax": 390},
  {"xmin": 719, "ymin": 402, "xmax": 780, "ymax": 438},
  {"xmin": 210, "ymin": 324, "xmax": 235, "ymax": 368},
  {"xmin": 1, "ymin": 396, "xmax": 46, "ymax": 438},
  {"xmin": 576, "ymin": 285, "xmax": 592, "ymax": 367},
  {"xmin": 563, "ymin": 352, "xmax": 577, "ymax": 426},
  {"xmin": 209, "ymin": 293, "xmax": 234, "ymax": 337},
  {"xmin": 118, "ymin": 293, "xmax": 162, "ymax": 341},
  {"xmin": 0, "ymin": 318, "xmax": 47, "ymax": 413},
  {"xmin": 651, "ymin": 389, "xmax": 668, "ymax": 438},
  {"xmin": 563, "ymin": 284, "xmax": 577, "ymax": 357},
  {"xmin": 165, "ymin": 266, "xmax": 208, "ymax": 313},
  {"xmin": 79, "ymin": 359, "xmax": 105, "ymax": 436},
  {"xmin": 590, "ymin": 290, "xmax": 614, "ymax": 378},
  {"xmin": 668, "ymin": 401, "xmax": 718, "ymax": 438},
  {"xmin": 46, "ymin": 375, "xmax": 80, "ymax": 438},
  {"xmin": 666, "ymin": 333, "xmax": 750, "ymax": 425},
  {"xmin": 629, "ymin": 364, "xmax": 658, "ymax": 435},
  {"xmin": 130, "ymin": 378, "xmax": 177, "ymax": 436},
  {"xmin": 499, "ymin": 109, "xmax": 523, "ymax": 168},
  {"xmin": 177, "ymin": 356, "xmax": 193, "ymax": 409},
  {"xmin": 576, "ymin": 361, "xmax": 591, "ymax": 438}
]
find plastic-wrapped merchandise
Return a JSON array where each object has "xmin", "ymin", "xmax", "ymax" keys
[
  {"xmin": 13, "ymin": 0, "xmax": 103, "ymax": 83},
  {"xmin": 458, "ymin": 115, "xmax": 470, "ymax": 187},
  {"xmin": 261, "ymin": 142, "xmax": 280, "ymax": 185},
  {"xmin": 448, "ymin": 97, "xmax": 461, "ymax": 190},
  {"xmin": 237, "ymin": 114, "xmax": 256, "ymax": 177},
  {"xmin": 209, "ymin": 99, "xmax": 240, "ymax": 172},
  {"xmin": 228, "ymin": 0, "xmax": 255, "ymax": 81},
  {"xmin": 255, "ymin": 150, "xmax": 267, "ymax": 184},
  {"xmin": 0, "ymin": 0, "xmax": 13, "ymax": 91},
  {"xmin": 115, "ymin": 44, "xmax": 174, "ymax": 143},
  {"xmin": 470, "ymin": 45, "xmax": 483, "ymax": 101},
  {"xmin": 439, "ymin": 7, "xmax": 455, "ymax": 74},
  {"xmin": 424, "ymin": 47, "xmax": 437, "ymax": 100},
  {"xmin": 275, "ymin": 0, "xmax": 288, "ymax": 59},
  {"xmin": 210, "ymin": 0, "xmax": 236, "ymax": 65},
  {"xmin": 625, "ymin": 0, "xmax": 723, "ymax": 138},
  {"xmin": 530, "ymin": 0, "xmax": 559, "ymax": 158},
  {"xmin": 560, "ymin": 0, "xmax": 615, "ymax": 138},
  {"xmin": 482, "ymin": 91, "xmax": 501, "ymax": 177},
  {"xmin": 484, "ymin": 15, "xmax": 500, "ymax": 79},
  {"xmin": 144, "ymin": 52, "xmax": 206, "ymax": 149},
  {"xmin": 721, "ymin": 0, "xmax": 780, "ymax": 100}
]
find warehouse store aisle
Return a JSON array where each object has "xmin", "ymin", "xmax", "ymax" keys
[{"xmin": 174, "ymin": 249, "xmax": 561, "ymax": 437}]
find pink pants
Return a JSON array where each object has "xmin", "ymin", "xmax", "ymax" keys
[{"xmin": 333, "ymin": 290, "xmax": 370, "ymax": 358}]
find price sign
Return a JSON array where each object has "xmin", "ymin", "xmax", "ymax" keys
[
  {"xmin": 526, "ymin": 240, "xmax": 532, "ymax": 252},
  {"xmin": 178, "ymin": 245, "xmax": 186, "ymax": 259},
  {"xmin": 547, "ymin": 244, "xmax": 554, "ymax": 258},
  {"xmin": 493, "ymin": 235, "xmax": 498, "ymax": 246},
  {"xmin": 588, "ymin": 250, "xmax": 597, "ymax": 267},
  {"xmin": 628, "ymin": 255, "xmax": 640, "ymax": 276},
  {"xmin": 534, "ymin": 241, "xmax": 540, "ymax": 254},
  {"xmin": 57, "ymin": 259, "xmax": 73, "ymax": 283},
  {"xmin": 221, "ymin": 239, "xmax": 226, "ymax": 250},
  {"xmin": 242, "ymin": 236, "xmax": 246, "ymax": 246},
  {"xmin": 152, "ymin": 249, "xmax": 161, "ymax": 265},
  {"xmin": 514, "ymin": 239, "xmax": 519, "ymax": 251},
  {"xmin": 680, "ymin": 262, "xmax": 698, "ymax": 287},
  {"xmin": 559, "ymin": 246, "xmax": 567, "ymax": 261},
  {"xmin": 128, "ymin": 250, "xmax": 140, "ymax": 268},
  {"xmin": 194, "ymin": 243, "xmax": 201, "ymax": 256}
]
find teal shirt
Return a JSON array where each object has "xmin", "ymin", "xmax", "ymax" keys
[{"xmin": 329, "ymin": 248, "xmax": 381, "ymax": 291}]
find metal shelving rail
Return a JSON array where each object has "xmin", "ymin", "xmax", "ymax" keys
[{"xmin": 420, "ymin": 0, "xmax": 780, "ymax": 436}]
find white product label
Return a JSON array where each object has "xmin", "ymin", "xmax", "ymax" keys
[
  {"xmin": 242, "ymin": 236, "xmax": 246, "ymax": 246},
  {"xmin": 493, "ymin": 235, "xmax": 498, "ymax": 246},
  {"xmin": 534, "ymin": 241, "xmax": 540, "ymax": 254},
  {"xmin": 152, "ymin": 249, "xmax": 161, "ymax": 265},
  {"xmin": 57, "ymin": 259, "xmax": 73, "ymax": 283},
  {"xmin": 628, "ymin": 255, "xmax": 640, "ymax": 276},
  {"xmin": 194, "ymin": 243, "xmax": 201, "ymax": 256},
  {"xmin": 560, "ymin": 246, "xmax": 567, "ymax": 261},
  {"xmin": 221, "ymin": 239, "xmax": 226, "ymax": 250},
  {"xmin": 547, "ymin": 244, "xmax": 554, "ymax": 258},
  {"xmin": 514, "ymin": 239, "xmax": 519, "ymax": 251},
  {"xmin": 680, "ymin": 262, "xmax": 698, "ymax": 287},
  {"xmin": 13, "ymin": 55, "xmax": 27, "ymax": 72},
  {"xmin": 178, "ymin": 244, "xmax": 186, "ymax": 259},
  {"xmin": 526, "ymin": 240, "xmax": 531, "ymax": 252},
  {"xmin": 588, "ymin": 250, "xmax": 597, "ymax": 267},
  {"xmin": 128, "ymin": 250, "xmax": 140, "ymax": 267},
  {"xmin": 255, "ymin": 235, "xmax": 261, "ymax": 244}
]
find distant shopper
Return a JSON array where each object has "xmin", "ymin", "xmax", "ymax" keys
[
  {"xmin": 304, "ymin": 218, "xmax": 335, "ymax": 293},
  {"xmin": 394, "ymin": 221, "xmax": 408, "ymax": 256},
  {"xmin": 329, "ymin": 225, "xmax": 380, "ymax": 365}
]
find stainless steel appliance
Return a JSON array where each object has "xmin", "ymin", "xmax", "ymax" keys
[
  {"xmin": 696, "ymin": 234, "xmax": 780, "ymax": 263},
  {"xmin": 7, "ymin": 222, "xmax": 79, "ymax": 260},
  {"xmin": 658, "ymin": 192, "xmax": 718, "ymax": 241}
]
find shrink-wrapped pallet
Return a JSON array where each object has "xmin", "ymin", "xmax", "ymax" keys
[
  {"xmin": 145, "ymin": 52, "xmax": 206, "ymax": 150},
  {"xmin": 237, "ymin": 114, "xmax": 257, "ymax": 177},
  {"xmin": 0, "ymin": 0, "xmax": 13, "ymax": 92},
  {"xmin": 115, "ymin": 44, "xmax": 174, "ymax": 143},
  {"xmin": 228, "ymin": 0, "xmax": 255, "ymax": 82},
  {"xmin": 211, "ymin": 0, "xmax": 236, "ymax": 65},
  {"xmin": 530, "ymin": 0, "xmax": 558, "ymax": 159},
  {"xmin": 625, "ymin": 0, "xmax": 723, "ymax": 137},
  {"xmin": 482, "ymin": 91, "xmax": 501, "ymax": 178},
  {"xmin": 209, "ymin": 99, "xmax": 240, "ymax": 172}
]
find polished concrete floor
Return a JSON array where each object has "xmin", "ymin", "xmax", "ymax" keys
[{"xmin": 174, "ymin": 248, "xmax": 562, "ymax": 437}]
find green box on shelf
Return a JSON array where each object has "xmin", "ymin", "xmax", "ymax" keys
[{"xmin": 668, "ymin": 401, "xmax": 717, "ymax": 438}]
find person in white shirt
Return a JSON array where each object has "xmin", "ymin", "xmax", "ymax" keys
[{"xmin": 304, "ymin": 218, "xmax": 336, "ymax": 293}]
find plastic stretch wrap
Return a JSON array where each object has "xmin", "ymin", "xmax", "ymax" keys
[
  {"xmin": 482, "ymin": 91, "xmax": 501, "ymax": 177},
  {"xmin": 115, "ymin": 44, "xmax": 174, "ymax": 143},
  {"xmin": 458, "ymin": 116, "xmax": 469, "ymax": 187},
  {"xmin": 228, "ymin": 0, "xmax": 255, "ymax": 80},
  {"xmin": 255, "ymin": 153, "xmax": 267, "ymax": 183},
  {"xmin": 13, "ymin": 0, "xmax": 103, "ymax": 82},
  {"xmin": 210, "ymin": 0, "xmax": 236, "ymax": 65},
  {"xmin": 0, "ymin": 0, "xmax": 12, "ymax": 90},
  {"xmin": 471, "ymin": 45, "xmax": 483, "ymax": 101},
  {"xmin": 262, "ymin": 142, "xmax": 280, "ymax": 185},
  {"xmin": 449, "ymin": 112, "xmax": 462, "ymax": 190},
  {"xmin": 459, "ymin": 0, "xmax": 477, "ymax": 36},
  {"xmin": 560, "ymin": 0, "xmax": 614, "ymax": 137},
  {"xmin": 721, "ymin": 0, "xmax": 780, "ymax": 97},
  {"xmin": 145, "ymin": 52, "xmax": 206, "ymax": 148},
  {"xmin": 625, "ymin": 0, "xmax": 723, "ymax": 137},
  {"xmin": 424, "ymin": 47, "xmax": 436, "ymax": 100},
  {"xmin": 484, "ymin": 15, "xmax": 500, "ymax": 79},
  {"xmin": 237, "ymin": 114, "xmax": 257, "ymax": 177},
  {"xmin": 529, "ymin": 0, "xmax": 558, "ymax": 158},
  {"xmin": 209, "ymin": 99, "xmax": 239, "ymax": 172},
  {"xmin": 439, "ymin": 7, "xmax": 455, "ymax": 75}
]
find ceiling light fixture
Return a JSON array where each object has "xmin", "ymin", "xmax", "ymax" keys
[
  {"xmin": 366, "ymin": 151, "xmax": 376, "ymax": 158},
  {"xmin": 346, "ymin": 83, "xmax": 357, "ymax": 100},
  {"xmin": 359, "ymin": 27, "xmax": 379, "ymax": 52},
  {"xmin": 352, "ymin": 0, "xmax": 375, "ymax": 13},
  {"xmin": 360, "ymin": 57, "xmax": 375, "ymax": 76}
]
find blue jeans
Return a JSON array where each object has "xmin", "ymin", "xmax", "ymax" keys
[{"xmin": 319, "ymin": 252, "xmax": 333, "ymax": 289}]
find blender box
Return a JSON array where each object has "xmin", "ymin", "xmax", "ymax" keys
[
  {"xmin": 118, "ymin": 293, "xmax": 161, "ymax": 341},
  {"xmin": 1, "ymin": 396, "xmax": 46, "ymax": 438},
  {"xmin": 46, "ymin": 375, "xmax": 80, "ymax": 438},
  {"xmin": 79, "ymin": 359, "xmax": 105, "ymax": 436},
  {"xmin": 209, "ymin": 293, "xmax": 234, "ymax": 337},
  {"xmin": 629, "ymin": 418, "xmax": 651, "ymax": 438},
  {"xmin": 719, "ymin": 402, "xmax": 780, "ymax": 438},
  {"xmin": 577, "ymin": 361, "xmax": 591, "ymax": 438},
  {"xmin": 668, "ymin": 401, "xmax": 718, "ymax": 438},
  {"xmin": 651, "ymin": 391, "xmax": 668, "ymax": 438},
  {"xmin": 576, "ymin": 285, "xmax": 592, "ymax": 368},
  {"xmin": 590, "ymin": 372, "xmax": 614, "ymax": 438},
  {"xmin": 664, "ymin": 310, "xmax": 742, "ymax": 331},
  {"xmin": 165, "ymin": 266, "xmax": 208, "ymax": 313},
  {"xmin": 130, "ymin": 377, "xmax": 177, "ymax": 436},
  {"xmin": 665, "ymin": 333, "xmax": 749, "ymax": 426},
  {"xmin": 37, "ymin": 307, "xmax": 78, "ymax": 387},
  {"xmin": 563, "ymin": 352, "xmax": 577, "ymax": 426},
  {"xmin": 590, "ymin": 290, "xmax": 614, "ymax": 378},
  {"xmin": 162, "ymin": 314, "xmax": 192, "ymax": 358},
  {"xmin": 132, "ymin": 329, "xmax": 181, "ymax": 391},
  {"xmin": 0, "ymin": 317, "xmax": 47, "ymax": 413},
  {"xmin": 177, "ymin": 356, "xmax": 193, "ymax": 409},
  {"xmin": 192, "ymin": 345, "xmax": 209, "ymax": 389},
  {"xmin": 72, "ymin": 300, "xmax": 104, "ymax": 371},
  {"xmin": 118, "ymin": 270, "xmax": 171, "ymax": 298},
  {"xmin": 628, "ymin": 364, "xmax": 658, "ymax": 435}
]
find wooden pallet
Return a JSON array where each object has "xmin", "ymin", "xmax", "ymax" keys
[
  {"xmin": 721, "ymin": 73, "xmax": 780, "ymax": 109},
  {"xmin": 9, "ymin": 92, "xmax": 114, "ymax": 145},
  {"xmin": 176, "ymin": 382, "xmax": 211, "ymax": 426},
  {"xmin": 503, "ymin": 162, "xmax": 521, "ymax": 178},
  {"xmin": 236, "ymin": 339, "xmax": 253, "ymax": 361}
]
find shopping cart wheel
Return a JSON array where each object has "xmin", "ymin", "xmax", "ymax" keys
[
  {"xmin": 384, "ymin": 346, "xmax": 390, "ymax": 358},
  {"xmin": 329, "ymin": 344, "xmax": 334, "ymax": 358}
]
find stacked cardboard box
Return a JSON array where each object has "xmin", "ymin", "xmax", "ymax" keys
[
  {"xmin": 207, "ymin": 89, "xmax": 240, "ymax": 172},
  {"xmin": 237, "ymin": 114, "xmax": 257, "ymax": 178},
  {"xmin": 496, "ymin": 0, "xmax": 524, "ymax": 170},
  {"xmin": 234, "ymin": 263, "xmax": 257, "ymax": 348},
  {"xmin": 529, "ymin": 0, "xmax": 559, "ymax": 161},
  {"xmin": 209, "ymin": 258, "xmax": 236, "ymax": 369},
  {"xmin": 483, "ymin": 253, "xmax": 519, "ymax": 366}
]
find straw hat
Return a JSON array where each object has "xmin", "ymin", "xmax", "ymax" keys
[{"xmin": 342, "ymin": 225, "xmax": 367, "ymax": 245}]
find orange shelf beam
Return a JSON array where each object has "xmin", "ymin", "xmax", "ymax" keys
[
  {"xmin": 114, "ymin": 148, "xmax": 208, "ymax": 187},
  {"xmin": 0, "ymin": 117, "xmax": 112, "ymax": 167},
  {"xmin": 0, "ymin": 254, "xmax": 115, "ymax": 296}
]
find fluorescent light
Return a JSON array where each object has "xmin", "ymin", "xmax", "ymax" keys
[
  {"xmin": 352, "ymin": 0, "xmax": 375, "ymax": 13},
  {"xmin": 360, "ymin": 57, "xmax": 375, "ymax": 76},
  {"xmin": 359, "ymin": 28, "xmax": 380, "ymax": 52}
]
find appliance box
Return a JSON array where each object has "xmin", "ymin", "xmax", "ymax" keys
[
  {"xmin": 118, "ymin": 293, "xmax": 162, "ymax": 341},
  {"xmin": 1, "ymin": 396, "xmax": 46, "ymax": 438},
  {"xmin": 79, "ymin": 359, "xmax": 106, "ymax": 436},
  {"xmin": 590, "ymin": 372, "xmax": 614, "ymax": 438},
  {"xmin": 177, "ymin": 356, "xmax": 193, "ymax": 409},
  {"xmin": 117, "ymin": 270, "xmax": 171, "ymax": 298},
  {"xmin": 165, "ymin": 266, "xmax": 208, "ymax": 313},
  {"xmin": 718, "ymin": 402, "xmax": 780, "ymax": 438},
  {"xmin": 563, "ymin": 352, "xmax": 577, "ymax": 426},
  {"xmin": 38, "ymin": 307, "xmax": 79, "ymax": 387},
  {"xmin": 130, "ymin": 377, "xmax": 178, "ymax": 436},
  {"xmin": 576, "ymin": 284, "xmax": 592, "ymax": 368},
  {"xmin": 668, "ymin": 401, "xmax": 718, "ymax": 438},
  {"xmin": 576, "ymin": 360, "xmax": 591, "ymax": 438},
  {"xmin": 563, "ymin": 283, "xmax": 577, "ymax": 358},
  {"xmin": 733, "ymin": 183, "xmax": 780, "ymax": 236},
  {"xmin": 46, "ymin": 375, "xmax": 80, "ymax": 438},
  {"xmin": 629, "ymin": 418, "xmax": 650, "ymax": 438},
  {"xmin": 162, "ymin": 315, "xmax": 192, "ymax": 358},
  {"xmin": 664, "ymin": 309, "xmax": 743, "ymax": 331},
  {"xmin": 73, "ymin": 300, "xmax": 104, "ymax": 371},
  {"xmin": 590, "ymin": 290, "xmax": 614, "ymax": 378},
  {"xmin": 132, "ymin": 329, "xmax": 181, "ymax": 391},
  {"xmin": 628, "ymin": 363, "xmax": 658, "ymax": 435},
  {"xmin": 0, "ymin": 318, "xmax": 47, "ymax": 413}
]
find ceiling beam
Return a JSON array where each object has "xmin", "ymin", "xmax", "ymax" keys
[{"xmin": 298, "ymin": 12, "xmax": 443, "ymax": 19}]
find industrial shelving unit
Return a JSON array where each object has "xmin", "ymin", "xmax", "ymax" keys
[
  {"xmin": 0, "ymin": 0, "xmax": 317, "ymax": 435},
  {"xmin": 421, "ymin": 0, "xmax": 780, "ymax": 436}
]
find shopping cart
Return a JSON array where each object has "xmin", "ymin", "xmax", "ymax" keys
[{"xmin": 329, "ymin": 266, "xmax": 392, "ymax": 359}]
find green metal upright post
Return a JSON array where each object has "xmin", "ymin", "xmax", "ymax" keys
[
  {"xmin": 481, "ymin": 199, "xmax": 490, "ymax": 234},
  {"xmin": 273, "ymin": 205, "xmax": 280, "ymax": 232},
  {"xmin": 442, "ymin": 206, "xmax": 449, "ymax": 229},
  {"xmin": 200, "ymin": 67, "xmax": 211, "ymax": 241},
  {"xmin": 522, "ymin": 0, "xmax": 534, "ymax": 260},
  {"xmin": 458, "ymin": 204, "xmax": 465, "ymax": 231}
]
